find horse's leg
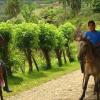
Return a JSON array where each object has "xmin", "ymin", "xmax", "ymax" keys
[
  {"xmin": 96, "ymin": 80, "xmax": 99, "ymax": 100},
  {"xmin": 80, "ymin": 74, "xmax": 90, "ymax": 100},
  {"xmin": 82, "ymin": 73, "xmax": 85, "ymax": 89},
  {"xmin": 94, "ymin": 78, "xmax": 97, "ymax": 95},
  {"xmin": 0, "ymin": 87, "xmax": 3, "ymax": 100}
]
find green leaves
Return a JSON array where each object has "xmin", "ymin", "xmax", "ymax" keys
[
  {"xmin": 56, "ymin": 32, "xmax": 66, "ymax": 49},
  {"xmin": 0, "ymin": 22, "xmax": 12, "ymax": 43},
  {"xmin": 59, "ymin": 22, "xmax": 75, "ymax": 44},
  {"xmin": 0, "ymin": 22, "xmax": 75, "ymax": 53},
  {"xmin": 6, "ymin": 0, "xmax": 21, "ymax": 18},
  {"xmin": 39, "ymin": 23, "xmax": 57, "ymax": 50},
  {"xmin": 15, "ymin": 23, "xmax": 40, "ymax": 50},
  {"xmin": 92, "ymin": 0, "xmax": 100, "ymax": 13}
]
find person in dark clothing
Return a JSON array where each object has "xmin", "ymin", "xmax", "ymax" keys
[
  {"xmin": 1, "ymin": 61, "xmax": 12, "ymax": 92},
  {"xmin": 78, "ymin": 20, "xmax": 100, "ymax": 73},
  {"xmin": 0, "ymin": 35, "xmax": 12, "ymax": 92}
]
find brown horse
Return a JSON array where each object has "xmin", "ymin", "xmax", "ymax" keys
[
  {"xmin": 78, "ymin": 39, "xmax": 100, "ymax": 100},
  {"xmin": 0, "ymin": 66, "xmax": 4, "ymax": 100}
]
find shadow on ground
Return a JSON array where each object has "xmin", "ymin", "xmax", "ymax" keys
[{"xmin": 9, "ymin": 75, "xmax": 24, "ymax": 85}]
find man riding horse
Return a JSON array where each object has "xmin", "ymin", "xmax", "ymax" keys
[
  {"xmin": 0, "ymin": 35, "xmax": 12, "ymax": 92},
  {"xmin": 78, "ymin": 20, "xmax": 100, "ymax": 73}
]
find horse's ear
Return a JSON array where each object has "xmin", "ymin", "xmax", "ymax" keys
[{"xmin": 74, "ymin": 23, "xmax": 83, "ymax": 41}]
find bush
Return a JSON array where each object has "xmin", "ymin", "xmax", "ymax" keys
[
  {"xmin": 39, "ymin": 23, "xmax": 57, "ymax": 69},
  {"xmin": 92, "ymin": 0, "xmax": 100, "ymax": 13},
  {"xmin": 55, "ymin": 31, "xmax": 66, "ymax": 66},
  {"xmin": 14, "ymin": 23, "xmax": 40, "ymax": 72},
  {"xmin": 59, "ymin": 22, "xmax": 75, "ymax": 62}
]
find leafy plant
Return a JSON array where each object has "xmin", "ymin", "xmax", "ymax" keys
[
  {"xmin": 14, "ymin": 23, "xmax": 40, "ymax": 72},
  {"xmin": 59, "ymin": 22, "xmax": 75, "ymax": 62},
  {"xmin": 55, "ymin": 31, "xmax": 66, "ymax": 66},
  {"xmin": 39, "ymin": 23, "xmax": 57, "ymax": 69}
]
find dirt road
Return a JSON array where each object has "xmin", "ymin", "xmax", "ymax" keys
[{"xmin": 6, "ymin": 70, "xmax": 96, "ymax": 100}]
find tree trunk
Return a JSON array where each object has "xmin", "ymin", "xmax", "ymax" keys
[
  {"xmin": 62, "ymin": 50, "xmax": 67, "ymax": 64},
  {"xmin": 32, "ymin": 55, "xmax": 39, "ymax": 72},
  {"xmin": 66, "ymin": 45, "xmax": 74, "ymax": 62},
  {"xmin": 25, "ymin": 49, "xmax": 33, "ymax": 73},
  {"xmin": 55, "ymin": 48, "xmax": 62, "ymax": 66},
  {"xmin": 42, "ymin": 48, "xmax": 51, "ymax": 69}
]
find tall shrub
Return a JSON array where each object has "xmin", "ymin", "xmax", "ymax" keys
[{"xmin": 15, "ymin": 23, "xmax": 39, "ymax": 72}]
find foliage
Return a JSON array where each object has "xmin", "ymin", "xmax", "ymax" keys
[
  {"xmin": 92, "ymin": 0, "xmax": 100, "ymax": 13},
  {"xmin": 59, "ymin": 22, "xmax": 75, "ymax": 45},
  {"xmin": 55, "ymin": 31, "xmax": 66, "ymax": 66},
  {"xmin": 5, "ymin": 0, "xmax": 21, "ymax": 18},
  {"xmin": 39, "ymin": 23, "xmax": 58, "ymax": 69},
  {"xmin": 21, "ymin": 3, "xmax": 38, "ymax": 22},
  {"xmin": 0, "ymin": 22, "xmax": 12, "ymax": 43},
  {"xmin": 14, "ymin": 23, "xmax": 40, "ymax": 72},
  {"xmin": 70, "ymin": 0, "xmax": 81, "ymax": 16},
  {"xmin": 15, "ymin": 23, "xmax": 39, "ymax": 50},
  {"xmin": 59, "ymin": 0, "xmax": 81, "ymax": 16},
  {"xmin": 56, "ymin": 31, "xmax": 66, "ymax": 49},
  {"xmin": 59, "ymin": 22, "xmax": 75, "ymax": 62},
  {"xmin": 39, "ymin": 23, "xmax": 57, "ymax": 50},
  {"xmin": 39, "ymin": 7, "xmax": 64, "ymax": 25},
  {"xmin": 97, "ymin": 26, "xmax": 100, "ymax": 31}
]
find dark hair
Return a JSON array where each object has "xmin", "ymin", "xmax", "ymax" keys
[{"xmin": 88, "ymin": 20, "xmax": 95, "ymax": 26}]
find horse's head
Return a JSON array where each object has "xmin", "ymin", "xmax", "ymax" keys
[
  {"xmin": 78, "ymin": 40, "xmax": 88, "ymax": 59},
  {"xmin": 77, "ymin": 39, "xmax": 94, "ymax": 60}
]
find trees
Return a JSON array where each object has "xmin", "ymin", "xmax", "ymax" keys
[
  {"xmin": 21, "ymin": 3, "xmax": 38, "ymax": 22},
  {"xmin": 55, "ymin": 31, "xmax": 66, "ymax": 66},
  {"xmin": 15, "ymin": 23, "xmax": 39, "ymax": 72},
  {"xmin": 59, "ymin": 0, "xmax": 68, "ymax": 17},
  {"xmin": 59, "ymin": 22, "xmax": 75, "ymax": 62},
  {"xmin": 0, "ymin": 16, "xmax": 76, "ymax": 73},
  {"xmin": 92, "ymin": 0, "xmax": 100, "ymax": 13},
  {"xmin": 5, "ymin": 0, "xmax": 21, "ymax": 18},
  {"xmin": 70, "ymin": 0, "xmax": 81, "ymax": 16},
  {"xmin": 39, "ymin": 23, "xmax": 57, "ymax": 69},
  {"xmin": 59, "ymin": 0, "xmax": 82, "ymax": 16}
]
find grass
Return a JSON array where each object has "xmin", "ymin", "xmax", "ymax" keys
[{"xmin": 4, "ymin": 61, "xmax": 79, "ymax": 97}]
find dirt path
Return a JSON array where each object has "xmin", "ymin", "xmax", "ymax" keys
[{"xmin": 6, "ymin": 70, "xmax": 96, "ymax": 100}]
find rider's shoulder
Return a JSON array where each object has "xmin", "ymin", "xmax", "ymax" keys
[{"xmin": 83, "ymin": 31, "xmax": 90, "ymax": 36}]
